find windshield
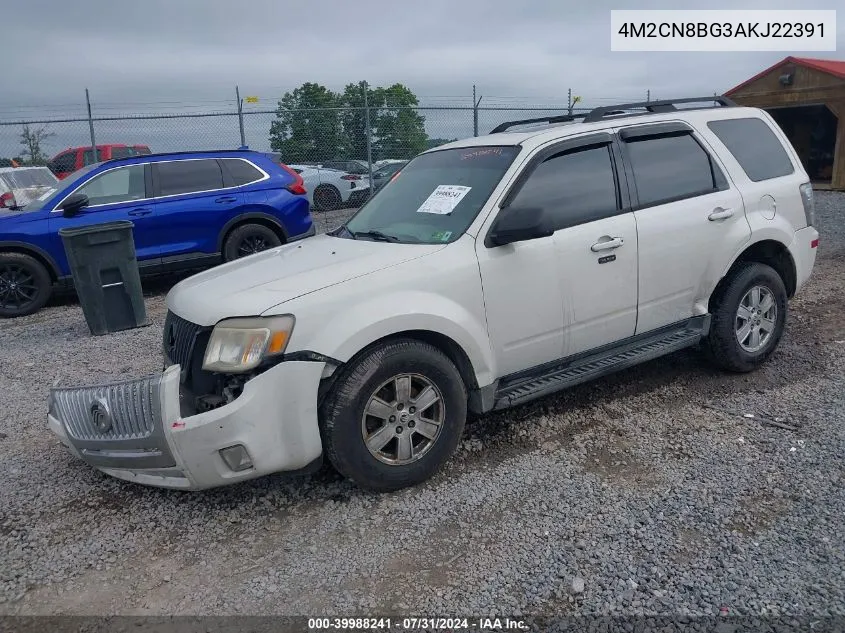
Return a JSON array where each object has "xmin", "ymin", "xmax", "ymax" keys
[
  {"xmin": 343, "ymin": 146, "xmax": 519, "ymax": 244},
  {"xmin": 0, "ymin": 168, "xmax": 57, "ymax": 189},
  {"xmin": 19, "ymin": 163, "xmax": 100, "ymax": 212}
]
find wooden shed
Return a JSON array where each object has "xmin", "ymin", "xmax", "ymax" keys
[{"xmin": 726, "ymin": 56, "xmax": 845, "ymax": 190}]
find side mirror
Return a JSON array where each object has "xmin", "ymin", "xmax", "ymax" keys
[
  {"xmin": 487, "ymin": 206, "xmax": 552, "ymax": 247},
  {"xmin": 60, "ymin": 193, "xmax": 89, "ymax": 217}
]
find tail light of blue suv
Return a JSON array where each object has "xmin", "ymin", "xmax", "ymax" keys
[{"xmin": 278, "ymin": 163, "xmax": 307, "ymax": 195}]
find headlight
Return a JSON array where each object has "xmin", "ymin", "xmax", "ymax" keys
[{"xmin": 203, "ymin": 315, "xmax": 295, "ymax": 373}]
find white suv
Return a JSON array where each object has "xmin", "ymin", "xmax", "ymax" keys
[{"xmin": 47, "ymin": 97, "xmax": 819, "ymax": 492}]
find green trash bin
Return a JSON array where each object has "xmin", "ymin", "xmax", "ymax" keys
[{"xmin": 59, "ymin": 220, "xmax": 149, "ymax": 336}]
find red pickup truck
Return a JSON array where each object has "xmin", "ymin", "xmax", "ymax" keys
[{"xmin": 48, "ymin": 144, "xmax": 151, "ymax": 179}]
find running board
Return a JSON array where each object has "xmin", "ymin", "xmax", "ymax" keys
[{"xmin": 493, "ymin": 315, "xmax": 710, "ymax": 410}]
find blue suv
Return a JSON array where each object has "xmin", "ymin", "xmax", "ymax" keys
[{"xmin": 0, "ymin": 150, "xmax": 314, "ymax": 317}]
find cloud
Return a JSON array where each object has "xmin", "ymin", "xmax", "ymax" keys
[{"xmin": 1, "ymin": 0, "xmax": 842, "ymax": 155}]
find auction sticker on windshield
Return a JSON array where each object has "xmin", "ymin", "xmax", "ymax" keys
[{"xmin": 416, "ymin": 185, "xmax": 471, "ymax": 215}]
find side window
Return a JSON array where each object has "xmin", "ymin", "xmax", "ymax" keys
[
  {"xmin": 624, "ymin": 133, "xmax": 724, "ymax": 207},
  {"xmin": 51, "ymin": 152, "xmax": 76, "ymax": 172},
  {"xmin": 82, "ymin": 148, "xmax": 104, "ymax": 166},
  {"xmin": 221, "ymin": 159, "xmax": 264, "ymax": 186},
  {"xmin": 157, "ymin": 159, "xmax": 224, "ymax": 196},
  {"xmin": 110, "ymin": 147, "xmax": 137, "ymax": 160},
  {"xmin": 75, "ymin": 165, "xmax": 146, "ymax": 206},
  {"xmin": 508, "ymin": 144, "xmax": 620, "ymax": 231},
  {"xmin": 707, "ymin": 118, "xmax": 795, "ymax": 182}
]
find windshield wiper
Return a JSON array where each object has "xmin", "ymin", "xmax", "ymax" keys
[{"xmin": 353, "ymin": 230, "xmax": 400, "ymax": 242}]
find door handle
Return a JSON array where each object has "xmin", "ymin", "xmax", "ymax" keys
[
  {"xmin": 215, "ymin": 196, "xmax": 237, "ymax": 204},
  {"xmin": 128, "ymin": 208, "xmax": 152, "ymax": 217},
  {"xmin": 590, "ymin": 236, "xmax": 624, "ymax": 252},
  {"xmin": 708, "ymin": 207, "xmax": 734, "ymax": 221}
]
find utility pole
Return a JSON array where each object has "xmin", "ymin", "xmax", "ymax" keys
[
  {"xmin": 567, "ymin": 88, "xmax": 573, "ymax": 115},
  {"xmin": 473, "ymin": 85, "xmax": 482, "ymax": 137},
  {"xmin": 363, "ymin": 81, "xmax": 373, "ymax": 198},
  {"xmin": 85, "ymin": 89, "xmax": 96, "ymax": 154},
  {"xmin": 235, "ymin": 86, "xmax": 246, "ymax": 148},
  {"xmin": 646, "ymin": 89, "xmax": 650, "ymax": 102}
]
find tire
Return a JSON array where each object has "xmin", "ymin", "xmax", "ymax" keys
[
  {"xmin": 313, "ymin": 185, "xmax": 342, "ymax": 212},
  {"xmin": 320, "ymin": 338, "xmax": 467, "ymax": 492},
  {"xmin": 222, "ymin": 224, "xmax": 282, "ymax": 262},
  {"xmin": 704, "ymin": 262, "xmax": 788, "ymax": 373},
  {"xmin": 0, "ymin": 252, "xmax": 52, "ymax": 318}
]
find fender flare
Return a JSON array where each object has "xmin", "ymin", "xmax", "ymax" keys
[
  {"xmin": 285, "ymin": 291, "xmax": 497, "ymax": 389},
  {"xmin": 217, "ymin": 212, "xmax": 289, "ymax": 252},
  {"xmin": 0, "ymin": 240, "xmax": 62, "ymax": 279}
]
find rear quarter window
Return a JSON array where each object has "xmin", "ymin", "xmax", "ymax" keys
[
  {"xmin": 222, "ymin": 158, "xmax": 264, "ymax": 186},
  {"xmin": 707, "ymin": 118, "xmax": 795, "ymax": 182}
]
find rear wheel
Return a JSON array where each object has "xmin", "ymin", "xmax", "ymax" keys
[
  {"xmin": 320, "ymin": 339, "xmax": 467, "ymax": 492},
  {"xmin": 313, "ymin": 185, "xmax": 342, "ymax": 212},
  {"xmin": 0, "ymin": 252, "xmax": 52, "ymax": 318},
  {"xmin": 704, "ymin": 262, "xmax": 788, "ymax": 372},
  {"xmin": 222, "ymin": 224, "xmax": 282, "ymax": 262}
]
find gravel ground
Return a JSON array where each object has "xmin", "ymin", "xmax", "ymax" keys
[{"xmin": 0, "ymin": 195, "xmax": 843, "ymax": 620}]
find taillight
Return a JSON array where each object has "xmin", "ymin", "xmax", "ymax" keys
[
  {"xmin": 0, "ymin": 192, "xmax": 16, "ymax": 208},
  {"xmin": 799, "ymin": 182, "xmax": 815, "ymax": 227},
  {"xmin": 341, "ymin": 174, "xmax": 361, "ymax": 181},
  {"xmin": 278, "ymin": 163, "xmax": 307, "ymax": 195}
]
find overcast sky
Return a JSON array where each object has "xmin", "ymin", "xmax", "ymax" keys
[{"xmin": 1, "ymin": 0, "xmax": 842, "ymax": 155}]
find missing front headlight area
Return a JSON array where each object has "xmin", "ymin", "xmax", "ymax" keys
[
  {"xmin": 191, "ymin": 372, "xmax": 255, "ymax": 414},
  {"xmin": 167, "ymin": 325, "xmax": 258, "ymax": 416}
]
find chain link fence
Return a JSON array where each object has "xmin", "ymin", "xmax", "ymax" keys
[{"xmin": 0, "ymin": 105, "xmax": 596, "ymax": 171}]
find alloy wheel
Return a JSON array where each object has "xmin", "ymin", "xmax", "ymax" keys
[
  {"xmin": 361, "ymin": 373, "xmax": 445, "ymax": 465},
  {"xmin": 735, "ymin": 285, "xmax": 777, "ymax": 353},
  {"xmin": 0, "ymin": 264, "xmax": 39, "ymax": 311}
]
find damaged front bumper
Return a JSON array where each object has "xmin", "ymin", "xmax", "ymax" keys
[{"xmin": 47, "ymin": 360, "xmax": 325, "ymax": 490}]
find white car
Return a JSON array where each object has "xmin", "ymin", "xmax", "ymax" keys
[
  {"xmin": 0, "ymin": 166, "xmax": 58, "ymax": 209},
  {"xmin": 287, "ymin": 163, "xmax": 371, "ymax": 211},
  {"xmin": 48, "ymin": 97, "xmax": 819, "ymax": 492}
]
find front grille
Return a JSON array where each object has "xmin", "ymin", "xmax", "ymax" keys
[
  {"xmin": 163, "ymin": 311, "xmax": 202, "ymax": 369},
  {"xmin": 52, "ymin": 374, "xmax": 162, "ymax": 441}
]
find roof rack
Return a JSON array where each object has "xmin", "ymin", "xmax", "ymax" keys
[
  {"xmin": 489, "ymin": 96, "xmax": 736, "ymax": 133},
  {"xmin": 583, "ymin": 96, "xmax": 736, "ymax": 123},
  {"xmin": 490, "ymin": 114, "xmax": 581, "ymax": 134},
  {"xmin": 102, "ymin": 148, "xmax": 257, "ymax": 164}
]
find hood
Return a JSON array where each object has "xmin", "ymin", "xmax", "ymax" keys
[
  {"xmin": 167, "ymin": 234, "xmax": 446, "ymax": 326},
  {"xmin": 0, "ymin": 206, "xmax": 40, "ymax": 221}
]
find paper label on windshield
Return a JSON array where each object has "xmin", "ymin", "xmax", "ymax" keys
[{"xmin": 416, "ymin": 185, "xmax": 471, "ymax": 215}]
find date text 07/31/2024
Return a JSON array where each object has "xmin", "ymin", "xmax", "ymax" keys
[{"xmin": 307, "ymin": 617, "xmax": 529, "ymax": 631}]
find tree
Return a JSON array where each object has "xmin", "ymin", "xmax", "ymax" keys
[
  {"xmin": 269, "ymin": 81, "xmax": 429, "ymax": 163},
  {"xmin": 338, "ymin": 82, "xmax": 380, "ymax": 161},
  {"xmin": 371, "ymin": 84, "xmax": 428, "ymax": 160},
  {"xmin": 19, "ymin": 125, "xmax": 55, "ymax": 165},
  {"xmin": 269, "ymin": 83, "xmax": 341, "ymax": 163}
]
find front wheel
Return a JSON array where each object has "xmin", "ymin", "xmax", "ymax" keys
[
  {"xmin": 0, "ymin": 252, "xmax": 52, "ymax": 318},
  {"xmin": 320, "ymin": 339, "xmax": 467, "ymax": 492},
  {"xmin": 704, "ymin": 262, "xmax": 788, "ymax": 372}
]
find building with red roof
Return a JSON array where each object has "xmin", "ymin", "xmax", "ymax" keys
[{"xmin": 726, "ymin": 56, "xmax": 845, "ymax": 189}]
